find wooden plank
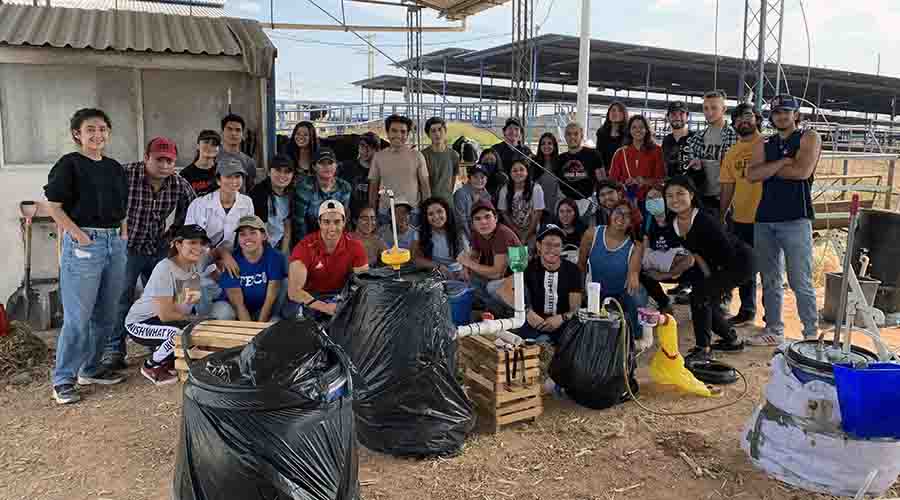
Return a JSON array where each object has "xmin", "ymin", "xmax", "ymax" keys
[
  {"xmin": 496, "ymin": 396, "xmax": 542, "ymax": 417},
  {"xmin": 814, "ymin": 174, "xmax": 882, "ymax": 182},
  {"xmin": 465, "ymin": 368, "xmax": 497, "ymax": 393},
  {"xmin": 495, "ymin": 383, "xmax": 540, "ymax": 404},
  {"xmin": 192, "ymin": 324, "xmax": 266, "ymax": 335},
  {"xmin": 496, "ymin": 406, "xmax": 542, "ymax": 426},
  {"xmin": 177, "ymin": 332, "xmax": 255, "ymax": 349},
  {"xmin": 203, "ymin": 320, "xmax": 274, "ymax": 328},
  {"xmin": 469, "ymin": 363, "xmax": 541, "ymax": 386}
]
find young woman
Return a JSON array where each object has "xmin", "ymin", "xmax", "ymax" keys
[
  {"xmin": 350, "ymin": 206, "xmax": 387, "ymax": 267},
  {"xmin": 554, "ymin": 198, "xmax": 587, "ymax": 264},
  {"xmin": 609, "ymin": 115, "xmax": 665, "ymax": 204},
  {"xmin": 477, "ymin": 148, "xmax": 506, "ymax": 200},
  {"xmin": 45, "ymin": 108, "xmax": 129, "ymax": 404},
  {"xmin": 595, "ymin": 101, "xmax": 630, "ymax": 169},
  {"xmin": 639, "ymin": 184, "xmax": 692, "ymax": 314},
  {"xmin": 578, "ymin": 199, "xmax": 646, "ymax": 335},
  {"xmin": 212, "ymin": 216, "xmax": 287, "ymax": 323},
  {"xmin": 532, "ymin": 132, "xmax": 562, "ymax": 222},
  {"xmin": 664, "ymin": 176, "xmax": 749, "ymax": 363},
  {"xmin": 413, "ymin": 197, "xmax": 468, "ymax": 276},
  {"xmin": 180, "ymin": 130, "xmax": 221, "ymax": 196},
  {"xmin": 285, "ymin": 121, "xmax": 319, "ymax": 177},
  {"xmin": 125, "ymin": 225, "xmax": 213, "ymax": 386},
  {"xmin": 498, "ymin": 159, "xmax": 546, "ymax": 246}
]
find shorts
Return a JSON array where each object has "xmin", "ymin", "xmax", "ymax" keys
[{"xmin": 642, "ymin": 248, "xmax": 689, "ymax": 273}]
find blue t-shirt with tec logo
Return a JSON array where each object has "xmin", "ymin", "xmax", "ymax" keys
[{"xmin": 219, "ymin": 246, "xmax": 287, "ymax": 315}]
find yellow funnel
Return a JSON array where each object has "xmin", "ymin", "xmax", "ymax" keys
[
  {"xmin": 381, "ymin": 246, "xmax": 410, "ymax": 270},
  {"xmin": 649, "ymin": 314, "xmax": 712, "ymax": 397}
]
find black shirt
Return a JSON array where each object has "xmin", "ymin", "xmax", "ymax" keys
[
  {"xmin": 180, "ymin": 163, "xmax": 218, "ymax": 197},
  {"xmin": 44, "ymin": 152, "xmax": 127, "ymax": 228},
  {"xmin": 557, "ymin": 148, "xmax": 605, "ymax": 200},
  {"xmin": 595, "ymin": 131, "xmax": 626, "ymax": 170},
  {"xmin": 675, "ymin": 209, "xmax": 749, "ymax": 272},
  {"xmin": 524, "ymin": 258, "xmax": 583, "ymax": 319},
  {"xmin": 645, "ymin": 217, "xmax": 684, "ymax": 252},
  {"xmin": 492, "ymin": 142, "xmax": 533, "ymax": 175},
  {"xmin": 662, "ymin": 131, "xmax": 695, "ymax": 178},
  {"xmin": 338, "ymin": 159, "xmax": 371, "ymax": 220}
]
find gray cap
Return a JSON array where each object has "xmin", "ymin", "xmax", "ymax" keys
[{"xmin": 217, "ymin": 154, "xmax": 245, "ymax": 178}]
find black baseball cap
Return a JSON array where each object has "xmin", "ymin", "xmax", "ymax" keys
[
  {"xmin": 667, "ymin": 101, "xmax": 688, "ymax": 115},
  {"xmin": 172, "ymin": 224, "xmax": 210, "ymax": 244},
  {"xmin": 503, "ymin": 117, "xmax": 523, "ymax": 131},
  {"xmin": 537, "ymin": 224, "xmax": 566, "ymax": 242},
  {"xmin": 769, "ymin": 94, "xmax": 800, "ymax": 112},
  {"xmin": 316, "ymin": 148, "xmax": 337, "ymax": 163},
  {"xmin": 270, "ymin": 154, "xmax": 294, "ymax": 171},
  {"xmin": 471, "ymin": 199, "xmax": 497, "ymax": 217},
  {"xmin": 469, "ymin": 164, "xmax": 490, "ymax": 177}
]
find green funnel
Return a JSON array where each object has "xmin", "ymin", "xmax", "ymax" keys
[{"xmin": 507, "ymin": 245, "xmax": 528, "ymax": 273}]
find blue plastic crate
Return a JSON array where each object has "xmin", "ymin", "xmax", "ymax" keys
[
  {"xmin": 445, "ymin": 280, "xmax": 473, "ymax": 326},
  {"xmin": 834, "ymin": 363, "xmax": 900, "ymax": 439}
]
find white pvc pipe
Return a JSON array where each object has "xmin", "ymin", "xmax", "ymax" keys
[
  {"xmin": 456, "ymin": 271, "xmax": 526, "ymax": 338},
  {"xmin": 575, "ymin": 0, "xmax": 591, "ymax": 128}
]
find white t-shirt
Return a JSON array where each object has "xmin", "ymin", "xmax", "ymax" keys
[
  {"xmin": 497, "ymin": 184, "xmax": 546, "ymax": 233},
  {"xmin": 184, "ymin": 190, "xmax": 255, "ymax": 249},
  {"xmin": 125, "ymin": 258, "xmax": 210, "ymax": 325}
]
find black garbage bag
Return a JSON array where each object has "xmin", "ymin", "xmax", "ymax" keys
[
  {"xmin": 174, "ymin": 319, "xmax": 359, "ymax": 500},
  {"xmin": 328, "ymin": 273, "xmax": 475, "ymax": 457},
  {"xmin": 549, "ymin": 315, "xmax": 638, "ymax": 410}
]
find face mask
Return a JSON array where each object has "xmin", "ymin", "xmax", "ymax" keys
[{"xmin": 646, "ymin": 198, "xmax": 666, "ymax": 216}]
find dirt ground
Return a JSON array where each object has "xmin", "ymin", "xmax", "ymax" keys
[{"xmin": 2, "ymin": 289, "xmax": 899, "ymax": 500}]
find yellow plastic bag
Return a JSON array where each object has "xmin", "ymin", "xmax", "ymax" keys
[{"xmin": 648, "ymin": 314, "xmax": 712, "ymax": 397}]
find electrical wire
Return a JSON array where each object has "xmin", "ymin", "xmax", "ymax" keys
[{"xmin": 604, "ymin": 298, "xmax": 751, "ymax": 416}]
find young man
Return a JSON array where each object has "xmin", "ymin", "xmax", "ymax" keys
[
  {"xmin": 212, "ymin": 216, "xmax": 287, "ymax": 322},
  {"xmin": 104, "ymin": 137, "xmax": 197, "ymax": 371},
  {"xmin": 454, "ymin": 164, "xmax": 491, "ymax": 242},
  {"xmin": 661, "ymin": 101, "xmax": 696, "ymax": 178},
  {"xmin": 720, "ymin": 103, "xmax": 765, "ymax": 327},
  {"xmin": 218, "ymin": 114, "xmax": 257, "ymax": 191},
  {"xmin": 457, "ymin": 199, "xmax": 522, "ymax": 314},
  {"xmin": 250, "ymin": 154, "xmax": 294, "ymax": 255},
  {"xmin": 339, "ymin": 132, "xmax": 381, "ymax": 222},
  {"xmin": 287, "ymin": 200, "xmax": 369, "ymax": 318},
  {"xmin": 293, "ymin": 148, "xmax": 352, "ymax": 244},
  {"xmin": 422, "ymin": 116, "xmax": 460, "ymax": 204},
  {"xmin": 557, "ymin": 122, "xmax": 606, "ymax": 214},
  {"xmin": 180, "ymin": 130, "xmax": 221, "ymax": 196},
  {"xmin": 368, "ymin": 114, "xmax": 430, "ymax": 226},
  {"xmin": 592, "ymin": 179, "xmax": 623, "ymax": 227},
  {"xmin": 747, "ymin": 94, "xmax": 822, "ymax": 344},
  {"xmin": 497, "ymin": 224, "xmax": 583, "ymax": 344},
  {"xmin": 491, "ymin": 117, "xmax": 533, "ymax": 175},
  {"xmin": 378, "ymin": 200, "xmax": 417, "ymax": 250},
  {"xmin": 687, "ymin": 90, "xmax": 738, "ymax": 219}
]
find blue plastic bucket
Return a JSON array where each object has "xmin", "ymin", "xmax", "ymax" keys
[
  {"xmin": 834, "ymin": 363, "xmax": 900, "ymax": 439},
  {"xmin": 445, "ymin": 280, "xmax": 473, "ymax": 326}
]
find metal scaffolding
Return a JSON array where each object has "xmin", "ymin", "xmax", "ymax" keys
[
  {"xmin": 739, "ymin": 0, "xmax": 786, "ymax": 108},
  {"xmin": 509, "ymin": 0, "xmax": 534, "ymax": 129},
  {"xmin": 406, "ymin": 6, "xmax": 424, "ymax": 146}
]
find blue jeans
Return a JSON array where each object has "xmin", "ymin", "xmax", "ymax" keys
[
  {"xmin": 755, "ymin": 219, "xmax": 818, "ymax": 338},
  {"xmin": 107, "ymin": 249, "xmax": 166, "ymax": 357},
  {"xmin": 514, "ymin": 322, "xmax": 559, "ymax": 344},
  {"xmin": 470, "ymin": 274, "xmax": 510, "ymax": 316},
  {"xmin": 54, "ymin": 229, "xmax": 127, "ymax": 386},
  {"xmin": 281, "ymin": 294, "xmax": 338, "ymax": 322}
]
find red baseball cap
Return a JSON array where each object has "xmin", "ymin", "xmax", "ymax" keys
[{"xmin": 147, "ymin": 137, "xmax": 178, "ymax": 161}]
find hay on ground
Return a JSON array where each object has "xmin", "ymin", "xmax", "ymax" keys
[{"xmin": 0, "ymin": 321, "xmax": 48, "ymax": 378}]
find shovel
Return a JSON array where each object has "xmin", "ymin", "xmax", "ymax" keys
[{"xmin": 6, "ymin": 201, "xmax": 42, "ymax": 329}]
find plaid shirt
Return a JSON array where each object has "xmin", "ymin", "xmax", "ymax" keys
[
  {"xmin": 292, "ymin": 175, "xmax": 352, "ymax": 244},
  {"xmin": 125, "ymin": 162, "xmax": 197, "ymax": 255},
  {"xmin": 687, "ymin": 122, "xmax": 738, "ymax": 163}
]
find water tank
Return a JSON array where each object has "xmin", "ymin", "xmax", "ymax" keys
[{"xmin": 851, "ymin": 209, "xmax": 900, "ymax": 313}]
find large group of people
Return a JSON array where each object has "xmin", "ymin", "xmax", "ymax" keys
[{"xmin": 44, "ymin": 90, "xmax": 821, "ymax": 405}]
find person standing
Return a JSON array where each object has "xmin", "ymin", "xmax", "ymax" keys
[
  {"xmin": 45, "ymin": 108, "xmax": 128, "ymax": 404},
  {"xmin": 532, "ymin": 132, "xmax": 562, "ymax": 222},
  {"xmin": 558, "ymin": 122, "xmax": 605, "ymax": 216},
  {"xmin": 454, "ymin": 164, "xmax": 492, "ymax": 242},
  {"xmin": 180, "ymin": 130, "xmax": 221, "ymax": 197},
  {"xmin": 609, "ymin": 115, "xmax": 665, "ymax": 204},
  {"xmin": 339, "ymin": 132, "xmax": 381, "ymax": 222},
  {"xmin": 595, "ymin": 102, "xmax": 629, "ymax": 169},
  {"xmin": 687, "ymin": 90, "xmax": 737, "ymax": 219},
  {"xmin": 218, "ymin": 113, "xmax": 257, "ymax": 191},
  {"xmin": 661, "ymin": 101, "xmax": 696, "ymax": 179},
  {"xmin": 497, "ymin": 159, "xmax": 545, "ymax": 245},
  {"xmin": 422, "ymin": 117, "xmax": 460, "ymax": 204},
  {"xmin": 294, "ymin": 148, "xmax": 352, "ymax": 244},
  {"xmin": 720, "ymin": 103, "xmax": 765, "ymax": 327},
  {"xmin": 286, "ymin": 121, "xmax": 319, "ymax": 179},
  {"xmin": 103, "ymin": 137, "xmax": 197, "ymax": 372},
  {"xmin": 747, "ymin": 95, "xmax": 822, "ymax": 344},
  {"xmin": 491, "ymin": 118, "xmax": 533, "ymax": 175},
  {"xmin": 368, "ymin": 114, "xmax": 430, "ymax": 226},
  {"xmin": 250, "ymin": 154, "xmax": 295, "ymax": 255}
]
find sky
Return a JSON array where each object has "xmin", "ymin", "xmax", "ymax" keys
[{"xmin": 222, "ymin": 0, "xmax": 900, "ymax": 103}]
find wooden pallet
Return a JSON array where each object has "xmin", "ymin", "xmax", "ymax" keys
[
  {"xmin": 459, "ymin": 335, "xmax": 543, "ymax": 433},
  {"xmin": 173, "ymin": 320, "xmax": 271, "ymax": 381}
]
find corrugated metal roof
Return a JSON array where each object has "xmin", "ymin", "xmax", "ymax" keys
[
  {"xmin": 4, "ymin": 0, "xmax": 224, "ymax": 17},
  {"xmin": 0, "ymin": 4, "xmax": 276, "ymax": 77}
]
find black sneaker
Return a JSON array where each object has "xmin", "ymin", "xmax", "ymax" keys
[
  {"xmin": 53, "ymin": 384, "xmax": 81, "ymax": 405},
  {"xmin": 77, "ymin": 369, "xmax": 126, "ymax": 386},
  {"xmin": 684, "ymin": 347, "xmax": 712, "ymax": 365},
  {"xmin": 711, "ymin": 336, "xmax": 745, "ymax": 352},
  {"xmin": 728, "ymin": 310, "xmax": 755, "ymax": 326},
  {"xmin": 101, "ymin": 353, "xmax": 128, "ymax": 372}
]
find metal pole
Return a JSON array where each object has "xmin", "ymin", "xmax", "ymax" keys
[
  {"xmin": 774, "ymin": 0, "xmax": 785, "ymax": 96},
  {"xmin": 738, "ymin": 0, "xmax": 751, "ymax": 101},
  {"xmin": 644, "ymin": 63, "xmax": 651, "ymax": 113},
  {"xmin": 714, "ymin": 0, "xmax": 719, "ymax": 90},
  {"xmin": 754, "ymin": 0, "xmax": 767, "ymax": 109},
  {"xmin": 575, "ymin": 0, "xmax": 591, "ymax": 127},
  {"xmin": 479, "ymin": 60, "xmax": 484, "ymax": 103}
]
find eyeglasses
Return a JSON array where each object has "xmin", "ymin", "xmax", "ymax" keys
[{"xmin": 734, "ymin": 112, "xmax": 756, "ymax": 122}]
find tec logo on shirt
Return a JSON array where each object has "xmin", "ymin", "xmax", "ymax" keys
[{"xmin": 239, "ymin": 272, "xmax": 269, "ymax": 287}]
